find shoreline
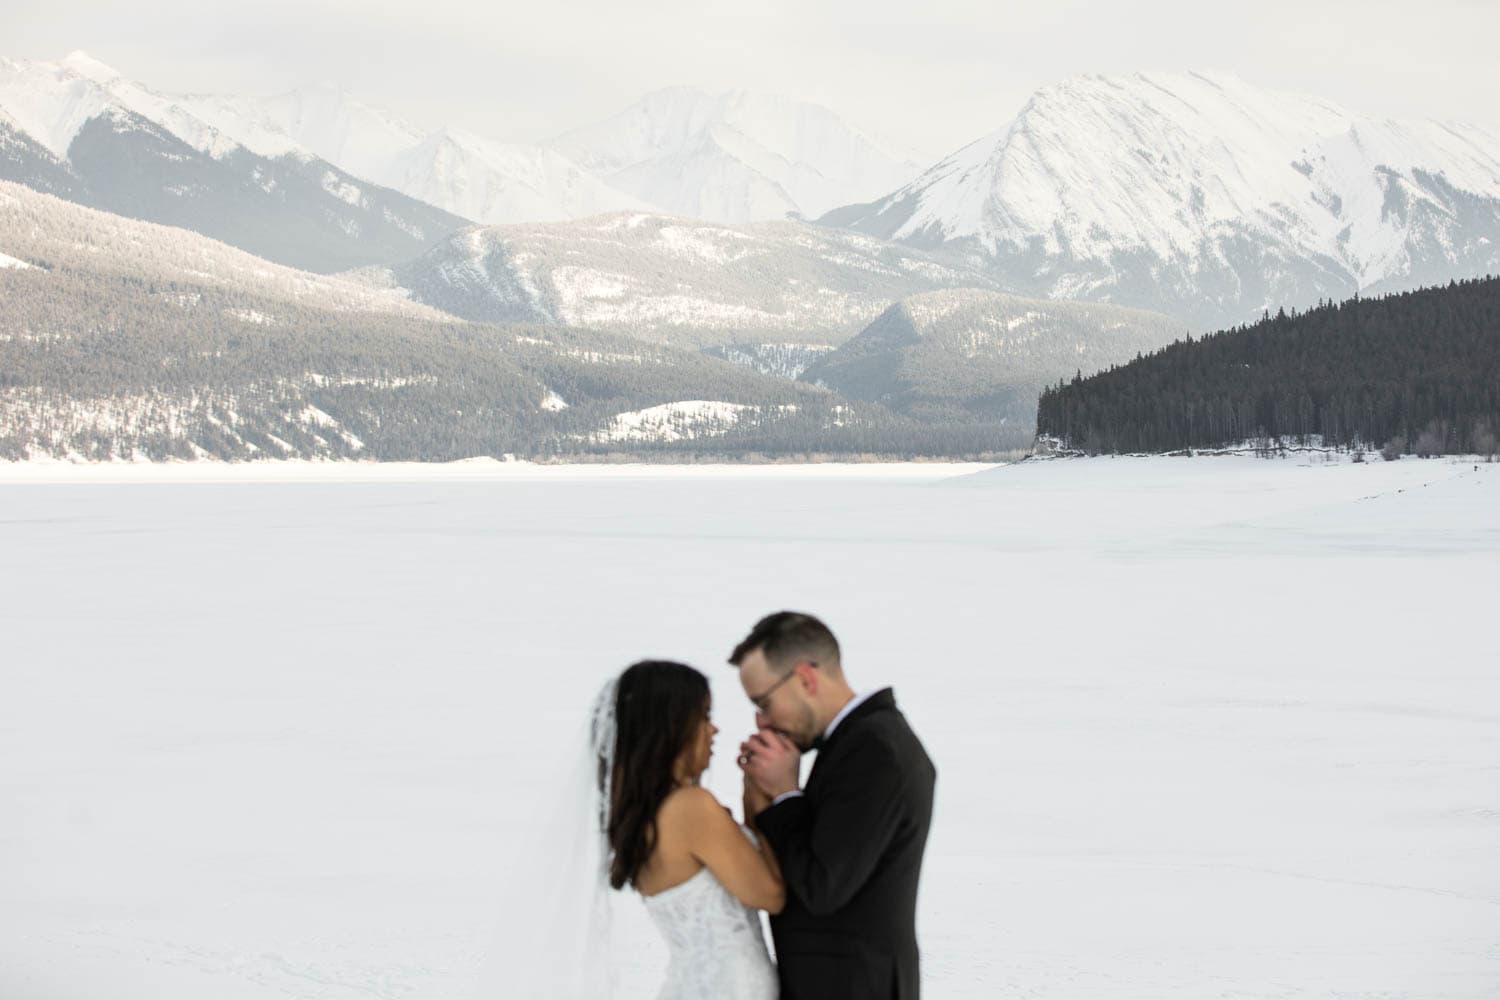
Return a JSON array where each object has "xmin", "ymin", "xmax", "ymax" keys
[{"xmin": 0, "ymin": 457, "xmax": 1004, "ymax": 484}]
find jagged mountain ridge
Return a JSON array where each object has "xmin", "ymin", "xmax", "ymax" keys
[
  {"xmin": 821, "ymin": 72, "xmax": 1500, "ymax": 330},
  {"xmin": 0, "ymin": 53, "xmax": 470, "ymax": 273},
  {"xmin": 178, "ymin": 84, "xmax": 649, "ymax": 225},
  {"xmin": 369, "ymin": 212, "xmax": 1010, "ymax": 347},
  {"xmin": 549, "ymin": 87, "xmax": 925, "ymax": 222},
  {"xmin": 3, "ymin": 54, "xmax": 928, "ymax": 228},
  {"xmin": 187, "ymin": 83, "xmax": 923, "ymax": 226}
]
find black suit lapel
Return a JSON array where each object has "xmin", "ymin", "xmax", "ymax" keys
[{"xmin": 807, "ymin": 688, "xmax": 896, "ymax": 786}]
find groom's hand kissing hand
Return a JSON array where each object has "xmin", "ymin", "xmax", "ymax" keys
[{"xmin": 738, "ymin": 728, "xmax": 801, "ymax": 799}]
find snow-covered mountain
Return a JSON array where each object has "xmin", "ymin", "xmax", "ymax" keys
[
  {"xmin": 370, "ymin": 213, "xmax": 1007, "ymax": 346},
  {"xmin": 0, "ymin": 181, "xmax": 869, "ymax": 461},
  {"xmin": 0, "ymin": 103, "xmax": 82, "ymax": 199},
  {"xmin": 191, "ymin": 84, "xmax": 924, "ymax": 225},
  {"xmin": 178, "ymin": 84, "xmax": 647, "ymax": 224},
  {"xmin": 179, "ymin": 83, "xmax": 419, "ymax": 171},
  {"xmin": 550, "ymin": 88, "xmax": 926, "ymax": 222},
  {"xmin": 800, "ymin": 288, "xmax": 1188, "ymax": 424},
  {"xmin": 0, "ymin": 52, "xmax": 469, "ymax": 272},
  {"xmin": 0, "ymin": 180, "xmax": 446, "ymax": 317},
  {"xmin": 0, "ymin": 54, "xmax": 923, "ymax": 232},
  {"xmin": 821, "ymin": 72, "xmax": 1500, "ymax": 330}
]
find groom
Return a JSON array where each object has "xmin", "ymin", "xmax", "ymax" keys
[{"xmin": 733, "ymin": 611, "xmax": 936, "ymax": 1000}]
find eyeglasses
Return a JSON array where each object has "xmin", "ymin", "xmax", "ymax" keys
[{"xmin": 747, "ymin": 661, "xmax": 815, "ymax": 713}]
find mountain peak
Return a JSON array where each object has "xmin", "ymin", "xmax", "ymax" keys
[
  {"xmin": 60, "ymin": 50, "xmax": 122, "ymax": 83},
  {"xmin": 634, "ymin": 85, "xmax": 714, "ymax": 103},
  {"xmin": 550, "ymin": 86, "xmax": 924, "ymax": 222},
  {"xmin": 301, "ymin": 79, "xmax": 357, "ymax": 100},
  {"xmin": 820, "ymin": 71, "xmax": 1500, "ymax": 330}
]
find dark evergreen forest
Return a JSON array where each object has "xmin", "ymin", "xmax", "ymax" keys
[{"xmin": 1035, "ymin": 277, "xmax": 1500, "ymax": 457}]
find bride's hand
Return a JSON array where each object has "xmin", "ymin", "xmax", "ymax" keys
[
  {"xmin": 740, "ymin": 729, "xmax": 800, "ymax": 799},
  {"xmin": 742, "ymin": 769, "xmax": 771, "ymax": 821}
]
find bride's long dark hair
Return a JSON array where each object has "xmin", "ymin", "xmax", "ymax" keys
[{"xmin": 604, "ymin": 660, "xmax": 710, "ymax": 890}]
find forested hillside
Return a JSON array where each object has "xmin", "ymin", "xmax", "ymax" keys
[
  {"xmin": 0, "ymin": 266, "xmax": 1016, "ymax": 461},
  {"xmin": 802, "ymin": 289, "xmax": 1186, "ymax": 446},
  {"xmin": 0, "ymin": 181, "xmax": 446, "ymax": 318},
  {"xmin": 1035, "ymin": 277, "xmax": 1500, "ymax": 457}
]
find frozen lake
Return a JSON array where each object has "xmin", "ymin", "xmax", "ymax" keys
[{"xmin": 2, "ymin": 456, "xmax": 1497, "ymax": 999}]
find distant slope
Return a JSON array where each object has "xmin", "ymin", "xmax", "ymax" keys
[
  {"xmin": 0, "ymin": 256, "xmax": 894, "ymax": 461},
  {"xmin": 0, "ymin": 183, "xmax": 1008, "ymax": 461},
  {"xmin": 802, "ymin": 289, "xmax": 1186, "ymax": 426},
  {"xmin": 550, "ymin": 87, "xmax": 924, "ymax": 222},
  {"xmin": 173, "ymin": 83, "xmax": 921, "ymax": 226},
  {"xmin": 701, "ymin": 343, "xmax": 836, "ymax": 379},
  {"xmin": 0, "ymin": 112, "xmax": 84, "ymax": 199},
  {"xmin": 178, "ymin": 85, "xmax": 648, "ymax": 224},
  {"xmin": 0, "ymin": 181, "xmax": 445, "ymax": 317},
  {"xmin": 376, "ymin": 213, "xmax": 1007, "ymax": 347},
  {"xmin": 0, "ymin": 53, "xmax": 470, "ymax": 272},
  {"xmin": 0, "ymin": 264, "xmax": 1013, "ymax": 462},
  {"xmin": 821, "ymin": 72, "xmax": 1500, "ymax": 331},
  {"xmin": 1035, "ymin": 277, "xmax": 1500, "ymax": 456}
]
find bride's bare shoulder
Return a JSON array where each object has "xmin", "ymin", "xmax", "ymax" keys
[{"xmin": 657, "ymin": 785, "xmax": 730, "ymax": 830}]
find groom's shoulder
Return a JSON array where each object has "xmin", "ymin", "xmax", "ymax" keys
[
  {"xmin": 860, "ymin": 689, "xmax": 925, "ymax": 739},
  {"xmin": 841, "ymin": 694, "xmax": 931, "ymax": 766}
]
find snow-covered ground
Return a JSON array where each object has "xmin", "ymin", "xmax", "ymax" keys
[{"xmin": 2, "ymin": 455, "xmax": 1496, "ymax": 999}]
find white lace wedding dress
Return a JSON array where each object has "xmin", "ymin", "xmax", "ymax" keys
[{"xmin": 639, "ymin": 828, "xmax": 779, "ymax": 1000}]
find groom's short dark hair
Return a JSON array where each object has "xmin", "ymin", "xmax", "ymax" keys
[{"xmin": 729, "ymin": 611, "xmax": 841, "ymax": 676}]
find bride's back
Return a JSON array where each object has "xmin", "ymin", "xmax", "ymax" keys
[
  {"xmin": 635, "ymin": 786, "xmax": 711, "ymax": 897},
  {"xmin": 635, "ymin": 788, "xmax": 780, "ymax": 1000},
  {"xmin": 604, "ymin": 661, "xmax": 780, "ymax": 1000}
]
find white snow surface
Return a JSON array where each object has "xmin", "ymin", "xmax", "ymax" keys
[
  {"xmin": 865, "ymin": 71, "xmax": 1500, "ymax": 288},
  {"xmin": 591, "ymin": 399, "xmax": 778, "ymax": 443},
  {"xmin": 1, "ymin": 455, "xmax": 1496, "ymax": 999},
  {"xmin": 0, "ymin": 250, "xmax": 33, "ymax": 269}
]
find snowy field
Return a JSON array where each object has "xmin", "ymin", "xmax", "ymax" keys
[{"xmin": 2, "ymin": 455, "xmax": 1497, "ymax": 999}]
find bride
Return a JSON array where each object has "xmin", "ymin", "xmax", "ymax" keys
[{"xmin": 602, "ymin": 659, "xmax": 783, "ymax": 999}]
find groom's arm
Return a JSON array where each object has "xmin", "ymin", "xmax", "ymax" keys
[{"xmin": 754, "ymin": 735, "xmax": 905, "ymax": 916}]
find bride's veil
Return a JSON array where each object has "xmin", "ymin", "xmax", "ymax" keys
[{"xmin": 475, "ymin": 676, "xmax": 622, "ymax": 999}]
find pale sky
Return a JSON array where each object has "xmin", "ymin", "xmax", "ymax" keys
[{"xmin": 8, "ymin": 0, "xmax": 1499, "ymax": 160}]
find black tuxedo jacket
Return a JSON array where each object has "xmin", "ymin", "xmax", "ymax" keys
[{"xmin": 755, "ymin": 688, "xmax": 936, "ymax": 1000}]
